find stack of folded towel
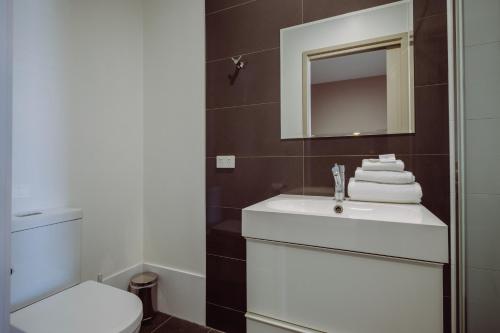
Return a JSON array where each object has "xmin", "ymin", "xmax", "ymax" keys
[{"xmin": 348, "ymin": 154, "xmax": 422, "ymax": 204}]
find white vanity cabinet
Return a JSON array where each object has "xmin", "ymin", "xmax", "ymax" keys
[{"xmin": 242, "ymin": 195, "xmax": 448, "ymax": 333}]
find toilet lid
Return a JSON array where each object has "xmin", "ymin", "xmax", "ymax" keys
[{"xmin": 10, "ymin": 280, "xmax": 143, "ymax": 333}]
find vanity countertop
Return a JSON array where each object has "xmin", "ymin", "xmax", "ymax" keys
[{"xmin": 242, "ymin": 194, "xmax": 448, "ymax": 263}]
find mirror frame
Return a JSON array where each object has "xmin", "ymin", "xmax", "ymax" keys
[{"xmin": 302, "ymin": 32, "xmax": 413, "ymax": 138}]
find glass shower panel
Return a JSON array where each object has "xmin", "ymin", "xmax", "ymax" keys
[{"xmin": 462, "ymin": 0, "xmax": 500, "ymax": 331}]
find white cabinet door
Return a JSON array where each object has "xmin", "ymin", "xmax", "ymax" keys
[{"xmin": 247, "ymin": 239, "xmax": 443, "ymax": 333}]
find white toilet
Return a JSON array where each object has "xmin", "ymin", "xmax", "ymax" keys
[{"xmin": 10, "ymin": 209, "xmax": 143, "ymax": 333}]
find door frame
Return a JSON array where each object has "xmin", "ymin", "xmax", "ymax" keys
[{"xmin": 0, "ymin": 0, "xmax": 13, "ymax": 331}]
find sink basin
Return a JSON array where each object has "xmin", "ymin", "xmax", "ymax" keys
[
  {"xmin": 242, "ymin": 194, "xmax": 448, "ymax": 263},
  {"xmin": 266, "ymin": 198, "xmax": 432, "ymax": 224}
]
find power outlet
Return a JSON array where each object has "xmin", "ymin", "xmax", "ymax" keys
[{"xmin": 216, "ymin": 155, "xmax": 235, "ymax": 169}]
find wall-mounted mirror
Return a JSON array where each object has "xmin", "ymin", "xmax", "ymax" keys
[{"xmin": 281, "ymin": 1, "xmax": 414, "ymax": 139}]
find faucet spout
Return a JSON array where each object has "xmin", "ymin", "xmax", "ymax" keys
[{"xmin": 332, "ymin": 164, "xmax": 345, "ymax": 202}]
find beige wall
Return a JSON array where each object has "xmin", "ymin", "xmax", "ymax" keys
[{"xmin": 311, "ymin": 75, "xmax": 387, "ymax": 136}]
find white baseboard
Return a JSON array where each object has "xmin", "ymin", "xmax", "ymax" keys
[
  {"xmin": 103, "ymin": 262, "xmax": 143, "ymax": 290},
  {"xmin": 101, "ymin": 262, "xmax": 206, "ymax": 326},
  {"xmin": 143, "ymin": 262, "xmax": 205, "ymax": 326}
]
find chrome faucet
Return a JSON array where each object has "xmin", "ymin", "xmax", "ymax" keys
[{"xmin": 332, "ymin": 164, "xmax": 345, "ymax": 202}]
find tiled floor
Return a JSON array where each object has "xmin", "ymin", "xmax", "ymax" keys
[{"xmin": 140, "ymin": 312, "xmax": 223, "ymax": 333}]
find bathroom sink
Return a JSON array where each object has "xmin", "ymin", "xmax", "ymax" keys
[
  {"xmin": 266, "ymin": 197, "xmax": 428, "ymax": 224},
  {"xmin": 242, "ymin": 195, "xmax": 448, "ymax": 263}
]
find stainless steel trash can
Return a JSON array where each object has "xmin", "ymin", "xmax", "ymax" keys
[{"xmin": 129, "ymin": 272, "xmax": 158, "ymax": 322}]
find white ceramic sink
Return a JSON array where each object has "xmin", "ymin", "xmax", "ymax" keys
[{"xmin": 242, "ymin": 194, "xmax": 448, "ymax": 263}]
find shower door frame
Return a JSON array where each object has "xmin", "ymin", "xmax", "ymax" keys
[{"xmin": 454, "ymin": 0, "xmax": 467, "ymax": 332}]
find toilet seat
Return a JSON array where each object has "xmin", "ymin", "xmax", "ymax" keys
[{"xmin": 10, "ymin": 280, "xmax": 143, "ymax": 333}]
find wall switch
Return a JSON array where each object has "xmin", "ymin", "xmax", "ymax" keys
[{"xmin": 216, "ymin": 155, "xmax": 235, "ymax": 169}]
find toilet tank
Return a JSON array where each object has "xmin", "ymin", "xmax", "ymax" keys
[{"xmin": 11, "ymin": 208, "xmax": 83, "ymax": 312}]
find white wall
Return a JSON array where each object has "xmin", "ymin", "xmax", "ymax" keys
[
  {"xmin": 142, "ymin": 0, "xmax": 205, "ymax": 322},
  {"xmin": 0, "ymin": 0, "xmax": 12, "ymax": 330},
  {"xmin": 12, "ymin": 0, "xmax": 144, "ymax": 281},
  {"xmin": 462, "ymin": 0, "xmax": 500, "ymax": 331},
  {"xmin": 12, "ymin": 0, "xmax": 206, "ymax": 323},
  {"xmin": 143, "ymin": 0, "xmax": 205, "ymax": 277}
]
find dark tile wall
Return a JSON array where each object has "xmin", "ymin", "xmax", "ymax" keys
[{"xmin": 205, "ymin": 1, "xmax": 451, "ymax": 332}]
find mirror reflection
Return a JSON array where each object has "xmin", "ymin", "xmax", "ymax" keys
[
  {"xmin": 310, "ymin": 49, "xmax": 388, "ymax": 137},
  {"xmin": 305, "ymin": 34, "xmax": 414, "ymax": 137}
]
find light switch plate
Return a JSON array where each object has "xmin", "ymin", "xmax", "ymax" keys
[{"xmin": 216, "ymin": 155, "xmax": 235, "ymax": 169}]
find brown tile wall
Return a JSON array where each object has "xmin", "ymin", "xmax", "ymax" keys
[{"xmin": 205, "ymin": 1, "xmax": 451, "ymax": 332}]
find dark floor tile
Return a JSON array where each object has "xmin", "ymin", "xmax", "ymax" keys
[
  {"xmin": 206, "ymin": 49, "xmax": 280, "ymax": 109},
  {"xmin": 413, "ymin": 0, "xmax": 447, "ymax": 20},
  {"xmin": 207, "ymin": 255, "xmax": 246, "ymax": 311},
  {"xmin": 206, "ymin": 103, "xmax": 303, "ymax": 157},
  {"xmin": 303, "ymin": 0, "xmax": 398, "ymax": 23},
  {"xmin": 154, "ymin": 317, "xmax": 210, "ymax": 333},
  {"xmin": 207, "ymin": 303, "xmax": 246, "ymax": 333},
  {"xmin": 207, "ymin": 207, "xmax": 246, "ymax": 260},
  {"xmin": 414, "ymin": 14, "xmax": 448, "ymax": 86},
  {"xmin": 206, "ymin": 156, "xmax": 303, "ymax": 209},
  {"xmin": 139, "ymin": 312, "xmax": 171, "ymax": 333},
  {"xmin": 206, "ymin": 0, "xmax": 254, "ymax": 15},
  {"xmin": 206, "ymin": 0, "xmax": 300, "ymax": 60}
]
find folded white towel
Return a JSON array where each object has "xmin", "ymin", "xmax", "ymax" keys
[
  {"xmin": 378, "ymin": 154, "xmax": 396, "ymax": 163},
  {"xmin": 354, "ymin": 168, "xmax": 415, "ymax": 184},
  {"xmin": 362, "ymin": 159, "xmax": 405, "ymax": 172},
  {"xmin": 348, "ymin": 178, "xmax": 422, "ymax": 204}
]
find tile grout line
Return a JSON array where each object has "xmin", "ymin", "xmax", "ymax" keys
[
  {"xmin": 414, "ymin": 12, "xmax": 448, "ymax": 21},
  {"xmin": 464, "ymin": 39, "xmax": 500, "ymax": 48},
  {"xmin": 206, "ymin": 47, "xmax": 279, "ymax": 64},
  {"xmin": 206, "ymin": 155, "xmax": 303, "ymax": 159},
  {"xmin": 150, "ymin": 316, "xmax": 173, "ymax": 333},
  {"xmin": 206, "ymin": 0, "xmax": 257, "ymax": 16},
  {"xmin": 466, "ymin": 116, "xmax": 500, "ymax": 121},
  {"xmin": 468, "ymin": 266, "xmax": 500, "ymax": 272},
  {"xmin": 206, "ymin": 153, "xmax": 450, "ymax": 159},
  {"xmin": 467, "ymin": 192, "xmax": 500, "ymax": 196},
  {"xmin": 206, "ymin": 205, "xmax": 241, "ymax": 210},
  {"xmin": 207, "ymin": 253, "xmax": 246, "ymax": 262},
  {"xmin": 207, "ymin": 88, "xmax": 446, "ymax": 110},
  {"xmin": 415, "ymin": 82, "xmax": 448, "ymax": 88},
  {"xmin": 207, "ymin": 301, "xmax": 246, "ymax": 314},
  {"xmin": 206, "ymin": 101, "xmax": 279, "ymax": 111}
]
